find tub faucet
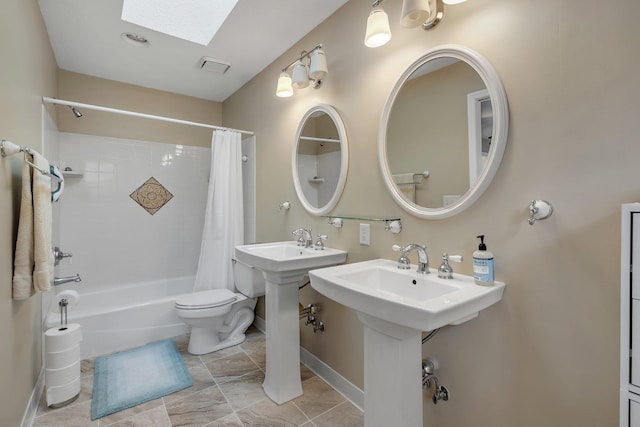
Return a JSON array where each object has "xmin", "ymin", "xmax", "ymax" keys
[
  {"xmin": 53, "ymin": 274, "xmax": 82, "ymax": 286},
  {"xmin": 392, "ymin": 244, "xmax": 429, "ymax": 274},
  {"xmin": 292, "ymin": 228, "xmax": 313, "ymax": 248}
]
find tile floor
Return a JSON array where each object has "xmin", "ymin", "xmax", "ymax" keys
[{"xmin": 31, "ymin": 327, "xmax": 363, "ymax": 427}]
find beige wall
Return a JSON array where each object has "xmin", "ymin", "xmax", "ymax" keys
[
  {"xmin": 0, "ymin": 1, "xmax": 58, "ymax": 426},
  {"xmin": 223, "ymin": 0, "xmax": 640, "ymax": 425},
  {"xmin": 57, "ymin": 70, "xmax": 222, "ymax": 148}
]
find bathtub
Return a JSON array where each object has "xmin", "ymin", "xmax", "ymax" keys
[{"xmin": 44, "ymin": 276, "xmax": 193, "ymax": 359}]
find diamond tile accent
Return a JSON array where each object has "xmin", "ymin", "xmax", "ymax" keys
[{"xmin": 129, "ymin": 177, "xmax": 174, "ymax": 215}]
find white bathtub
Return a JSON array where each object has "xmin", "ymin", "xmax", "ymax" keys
[{"xmin": 45, "ymin": 277, "xmax": 193, "ymax": 359}]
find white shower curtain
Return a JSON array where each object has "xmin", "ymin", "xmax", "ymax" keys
[{"xmin": 194, "ymin": 130, "xmax": 244, "ymax": 292}]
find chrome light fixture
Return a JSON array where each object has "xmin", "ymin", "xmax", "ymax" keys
[
  {"xmin": 365, "ymin": 0, "xmax": 467, "ymax": 47},
  {"xmin": 364, "ymin": 1, "xmax": 391, "ymax": 48},
  {"xmin": 276, "ymin": 44, "xmax": 328, "ymax": 98}
]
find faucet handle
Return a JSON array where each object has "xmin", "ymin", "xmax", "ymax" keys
[
  {"xmin": 437, "ymin": 253, "xmax": 463, "ymax": 279},
  {"xmin": 392, "ymin": 244, "xmax": 411, "ymax": 269},
  {"xmin": 315, "ymin": 234, "xmax": 328, "ymax": 250},
  {"xmin": 53, "ymin": 246, "xmax": 73, "ymax": 266},
  {"xmin": 448, "ymin": 255, "xmax": 463, "ymax": 263},
  {"xmin": 292, "ymin": 229, "xmax": 305, "ymax": 246}
]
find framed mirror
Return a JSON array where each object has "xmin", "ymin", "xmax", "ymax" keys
[
  {"xmin": 378, "ymin": 44, "xmax": 509, "ymax": 219},
  {"xmin": 292, "ymin": 104, "xmax": 349, "ymax": 215}
]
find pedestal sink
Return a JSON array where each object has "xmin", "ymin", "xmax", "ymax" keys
[
  {"xmin": 234, "ymin": 241, "xmax": 347, "ymax": 404},
  {"xmin": 309, "ymin": 258, "xmax": 505, "ymax": 427}
]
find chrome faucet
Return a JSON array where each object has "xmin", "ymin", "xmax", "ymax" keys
[
  {"xmin": 292, "ymin": 228, "xmax": 313, "ymax": 248},
  {"xmin": 392, "ymin": 244, "xmax": 429, "ymax": 274},
  {"xmin": 53, "ymin": 274, "xmax": 82, "ymax": 286}
]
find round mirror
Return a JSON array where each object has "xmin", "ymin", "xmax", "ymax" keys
[
  {"xmin": 292, "ymin": 104, "xmax": 349, "ymax": 215},
  {"xmin": 378, "ymin": 44, "xmax": 509, "ymax": 219}
]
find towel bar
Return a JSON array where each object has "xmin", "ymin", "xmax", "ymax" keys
[{"xmin": 1, "ymin": 139, "xmax": 63, "ymax": 182}]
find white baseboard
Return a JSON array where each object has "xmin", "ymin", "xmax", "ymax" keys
[
  {"xmin": 252, "ymin": 316, "xmax": 364, "ymax": 411},
  {"xmin": 252, "ymin": 315, "xmax": 266, "ymax": 333},
  {"xmin": 299, "ymin": 347, "xmax": 364, "ymax": 411},
  {"xmin": 21, "ymin": 366, "xmax": 45, "ymax": 427}
]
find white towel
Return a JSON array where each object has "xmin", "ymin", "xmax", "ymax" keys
[
  {"xmin": 12, "ymin": 151, "xmax": 53, "ymax": 299},
  {"xmin": 12, "ymin": 158, "xmax": 35, "ymax": 299},
  {"xmin": 32, "ymin": 152, "xmax": 53, "ymax": 292}
]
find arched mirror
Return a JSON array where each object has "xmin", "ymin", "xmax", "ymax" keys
[
  {"xmin": 378, "ymin": 44, "xmax": 509, "ymax": 219},
  {"xmin": 292, "ymin": 104, "xmax": 349, "ymax": 215}
]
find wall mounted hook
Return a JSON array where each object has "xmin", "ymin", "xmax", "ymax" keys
[
  {"xmin": 278, "ymin": 201, "xmax": 290, "ymax": 211},
  {"xmin": 528, "ymin": 200, "xmax": 553, "ymax": 225}
]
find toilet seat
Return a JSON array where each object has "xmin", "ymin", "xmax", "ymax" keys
[{"xmin": 175, "ymin": 289, "xmax": 237, "ymax": 310}]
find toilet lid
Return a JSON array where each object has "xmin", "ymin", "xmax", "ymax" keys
[{"xmin": 175, "ymin": 289, "xmax": 237, "ymax": 309}]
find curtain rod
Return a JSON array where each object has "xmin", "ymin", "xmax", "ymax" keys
[{"xmin": 42, "ymin": 97, "xmax": 254, "ymax": 136}]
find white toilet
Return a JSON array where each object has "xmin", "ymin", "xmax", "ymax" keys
[{"xmin": 175, "ymin": 258, "xmax": 265, "ymax": 355}]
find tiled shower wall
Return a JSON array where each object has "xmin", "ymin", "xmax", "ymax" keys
[{"xmin": 52, "ymin": 133, "xmax": 210, "ymax": 292}]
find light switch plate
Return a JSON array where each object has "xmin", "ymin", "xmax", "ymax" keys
[{"xmin": 359, "ymin": 223, "xmax": 370, "ymax": 246}]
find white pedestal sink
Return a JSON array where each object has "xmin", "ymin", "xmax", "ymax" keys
[
  {"xmin": 309, "ymin": 258, "xmax": 505, "ymax": 427},
  {"xmin": 235, "ymin": 241, "xmax": 347, "ymax": 404}
]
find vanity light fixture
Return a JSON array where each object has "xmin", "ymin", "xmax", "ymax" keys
[
  {"xmin": 365, "ymin": 0, "xmax": 466, "ymax": 47},
  {"xmin": 276, "ymin": 44, "xmax": 328, "ymax": 98}
]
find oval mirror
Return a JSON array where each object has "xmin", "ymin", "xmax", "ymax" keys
[
  {"xmin": 292, "ymin": 104, "xmax": 349, "ymax": 215},
  {"xmin": 378, "ymin": 44, "xmax": 509, "ymax": 219}
]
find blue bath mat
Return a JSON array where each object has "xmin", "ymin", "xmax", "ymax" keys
[{"xmin": 91, "ymin": 339, "xmax": 192, "ymax": 420}]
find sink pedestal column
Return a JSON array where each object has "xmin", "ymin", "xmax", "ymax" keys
[
  {"xmin": 262, "ymin": 272, "xmax": 305, "ymax": 404},
  {"xmin": 358, "ymin": 313, "xmax": 422, "ymax": 427}
]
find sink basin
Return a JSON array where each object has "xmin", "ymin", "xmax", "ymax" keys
[
  {"xmin": 309, "ymin": 258, "xmax": 504, "ymax": 333},
  {"xmin": 235, "ymin": 241, "xmax": 347, "ymax": 275},
  {"xmin": 309, "ymin": 258, "xmax": 505, "ymax": 427},
  {"xmin": 234, "ymin": 241, "xmax": 347, "ymax": 405}
]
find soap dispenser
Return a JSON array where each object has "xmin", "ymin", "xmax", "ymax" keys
[{"xmin": 473, "ymin": 235, "xmax": 494, "ymax": 286}]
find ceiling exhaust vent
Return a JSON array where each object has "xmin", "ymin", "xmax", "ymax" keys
[{"xmin": 199, "ymin": 57, "xmax": 231, "ymax": 74}]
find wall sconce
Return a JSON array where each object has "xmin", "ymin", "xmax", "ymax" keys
[
  {"xmin": 276, "ymin": 44, "xmax": 328, "ymax": 98},
  {"xmin": 365, "ymin": 0, "xmax": 465, "ymax": 47}
]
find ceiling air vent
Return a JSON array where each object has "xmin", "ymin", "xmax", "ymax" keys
[{"xmin": 198, "ymin": 57, "xmax": 231, "ymax": 74}]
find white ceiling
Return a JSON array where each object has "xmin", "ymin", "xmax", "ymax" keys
[{"xmin": 38, "ymin": 0, "xmax": 349, "ymax": 102}]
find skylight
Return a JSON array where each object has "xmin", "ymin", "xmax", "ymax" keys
[{"xmin": 121, "ymin": 0, "xmax": 239, "ymax": 46}]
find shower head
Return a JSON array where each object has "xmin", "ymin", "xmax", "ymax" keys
[{"xmin": 68, "ymin": 106, "xmax": 83, "ymax": 118}]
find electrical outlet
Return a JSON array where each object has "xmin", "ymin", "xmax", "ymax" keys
[{"xmin": 359, "ymin": 223, "xmax": 370, "ymax": 246}]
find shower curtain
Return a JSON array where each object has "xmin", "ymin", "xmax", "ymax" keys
[{"xmin": 194, "ymin": 130, "xmax": 244, "ymax": 292}]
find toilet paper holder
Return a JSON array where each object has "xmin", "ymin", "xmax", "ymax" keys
[{"xmin": 59, "ymin": 299, "xmax": 70, "ymax": 330}]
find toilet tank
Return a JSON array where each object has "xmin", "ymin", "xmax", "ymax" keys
[{"xmin": 233, "ymin": 258, "xmax": 266, "ymax": 297}]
